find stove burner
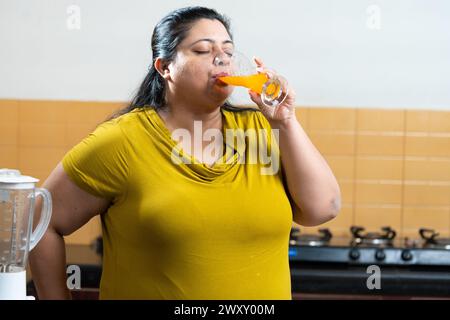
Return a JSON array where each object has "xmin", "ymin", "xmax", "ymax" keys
[
  {"xmin": 350, "ymin": 226, "xmax": 396, "ymax": 247},
  {"xmin": 290, "ymin": 228, "xmax": 332, "ymax": 246},
  {"xmin": 420, "ymin": 228, "xmax": 450, "ymax": 250}
]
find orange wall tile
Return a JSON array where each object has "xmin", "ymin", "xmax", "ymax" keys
[
  {"xmin": 406, "ymin": 110, "xmax": 450, "ymax": 133},
  {"xmin": 309, "ymin": 108, "xmax": 356, "ymax": 131},
  {"xmin": 0, "ymin": 100, "xmax": 19, "ymax": 123},
  {"xmin": 404, "ymin": 158, "xmax": 450, "ymax": 181},
  {"xmin": 354, "ymin": 182, "xmax": 403, "ymax": 205},
  {"xmin": 403, "ymin": 207, "xmax": 450, "ymax": 237},
  {"xmin": 0, "ymin": 123, "xmax": 18, "ymax": 146},
  {"xmin": 356, "ymin": 157, "xmax": 403, "ymax": 180},
  {"xmin": 295, "ymin": 107, "xmax": 309, "ymax": 131},
  {"xmin": 326, "ymin": 156, "xmax": 355, "ymax": 180},
  {"xmin": 357, "ymin": 109, "xmax": 405, "ymax": 132},
  {"xmin": 337, "ymin": 180, "xmax": 354, "ymax": 204},
  {"xmin": 357, "ymin": 135, "xmax": 404, "ymax": 156},
  {"xmin": 405, "ymin": 136, "xmax": 450, "ymax": 157},
  {"xmin": 354, "ymin": 206, "xmax": 402, "ymax": 232},
  {"xmin": 19, "ymin": 123, "xmax": 67, "ymax": 147},
  {"xmin": 19, "ymin": 100, "xmax": 68, "ymax": 124},
  {"xmin": 0, "ymin": 145, "xmax": 19, "ymax": 168},
  {"xmin": 403, "ymin": 184, "xmax": 450, "ymax": 206},
  {"xmin": 309, "ymin": 133, "xmax": 355, "ymax": 156}
]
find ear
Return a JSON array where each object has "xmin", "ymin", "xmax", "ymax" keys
[{"xmin": 154, "ymin": 58, "xmax": 171, "ymax": 80}]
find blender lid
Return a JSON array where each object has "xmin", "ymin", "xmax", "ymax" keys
[{"xmin": 0, "ymin": 168, "xmax": 39, "ymax": 184}]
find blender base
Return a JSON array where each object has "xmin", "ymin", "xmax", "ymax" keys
[{"xmin": 0, "ymin": 270, "xmax": 34, "ymax": 300}]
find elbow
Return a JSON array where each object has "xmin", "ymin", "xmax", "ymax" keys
[
  {"xmin": 310, "ymin": 197, "xmax": 341, "ymax": 225},
  {"xmin": 329, "ymin": 194, "xmax": 341, "ymax": 219},
  {"xmin": 320, "ymin": 185, "xmax": 342, "ymax": 221},
  {"xmin": 323, "ymin": 190, "xmax": 342, "ymax": 221},
  {"xmin": 49, "ymin": 220, "xmax": 73, "ymax": 238},
  {"xmin": 323, "ymin": 177, "xmax": 342, "ymax": 220},
  {"xmin": 294, "ymin": 194, "xmax": 341, "ymax": 227}
]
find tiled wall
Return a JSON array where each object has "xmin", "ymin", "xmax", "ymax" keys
[
  {"xmin": 298, "ymin": 107, "xmax": 450, "ymax": 238},
  {"xmin": 0, "ymin": 100, "xmax": 125, "ymax": 244},
  {"xmin": 1, "ymin": 100, "xmax": 449, "ymax": 244}
]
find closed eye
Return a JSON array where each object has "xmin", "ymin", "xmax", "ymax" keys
[{"xmin": 194, "ymin": 51, "xmax": 233, "ymax": 57}]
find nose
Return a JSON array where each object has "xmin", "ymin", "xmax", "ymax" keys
[{"xmin": 213, "ymin": 52, "xmax": 231, "ymax": 67}]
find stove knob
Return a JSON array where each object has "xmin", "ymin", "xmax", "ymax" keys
[
  {"xmin": 349, "ymin": 248, "xmax": 360, "ymax": 260},
  {"xmin": 375, "ymin": 249, "xmax": 386, "ymax": 261},
  {"xmin": 401, "ymin": 249, "xmax": 413, "ymax": 261}
]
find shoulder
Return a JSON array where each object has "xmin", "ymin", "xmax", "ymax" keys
[
  {"xmin": 94, "ymin": 107, "xmax": 148, "ymax": 142},
  {"xmin": 66, "ymin": 108, "xmax": 147, "ymax": 159}
]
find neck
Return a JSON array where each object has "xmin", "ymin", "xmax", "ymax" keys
[
  {"xmin": 157, "ymin": 101, "xmax": 225, "ymax": 166},
  {"xmin": 158, "ymin": 101, "xmax": 223, "ymax": 134}
]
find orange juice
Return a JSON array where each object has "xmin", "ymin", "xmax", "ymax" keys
[
  {"xmin": 218, "ymin": 73, "xmax": 268, "ymax": 94},
  {"xmin": 218, "ymin": 73, "xmax": 281, "ymax": 98}
]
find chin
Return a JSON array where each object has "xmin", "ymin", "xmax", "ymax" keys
[{"xmin": 212, "ymin": 88, "xmax": 233, "ymax": 103}]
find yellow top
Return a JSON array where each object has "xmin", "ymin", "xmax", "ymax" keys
[{"xmin": 62, "ymin": 107, "xmax": 293, "ymax": 299}]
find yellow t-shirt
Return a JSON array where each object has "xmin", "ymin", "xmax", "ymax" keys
[{"xmin": 62, "ymin": 106, "xmax": 293, "ymax": 299}]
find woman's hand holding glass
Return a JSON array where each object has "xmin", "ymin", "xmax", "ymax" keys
[
  {"xmin": 215, "ymin": 51, "xmax": 296, "ymax": 123},
  {"xmin": 248, "ymin": 57, "xmax": 296, "ymax": 124}
]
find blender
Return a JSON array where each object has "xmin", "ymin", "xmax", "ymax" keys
[{"xmin": 0, "ymin": 169, "xmax": 52, "ymax": 300}]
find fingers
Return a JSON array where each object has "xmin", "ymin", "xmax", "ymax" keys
[
  {"xmin": 248, "ymin": 89, "xmax": 263, "ymax": 106},
  {"xmin": 253, "ymin": 56, "xmax": 265, "ymax": 69},
  {"xmin": 248, "ymin": 89, "xmax": 277, "ymax": 118}
]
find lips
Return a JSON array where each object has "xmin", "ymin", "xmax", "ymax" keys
[
  {"xmin": 212, "ymin": 72, "xmax": 231, "ymax": 79},
  {"xmin": 212, "ymin": 72, "xmax": 231, "ymax": 87}
]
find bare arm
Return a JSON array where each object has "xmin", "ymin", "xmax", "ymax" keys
[
  {"xmin": 274, "ymin": 116, "xmax": 341, "ymax": 226},
  {"xmin": 29, "ymin": 162, "xmax": 110, "ymax": 299},
  {"xmin": 249, "ymin": 58, "xmax": 341, "ymax": 227}
]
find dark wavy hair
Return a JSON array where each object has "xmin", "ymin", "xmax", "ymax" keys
[{"xmin": 112, "ymin": 6, "xmax": 251, "ymax": 119}]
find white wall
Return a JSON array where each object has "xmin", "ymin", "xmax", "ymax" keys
[{"xmin": 0, "ymin": 0, "xmax": 449, "ymax": 110}]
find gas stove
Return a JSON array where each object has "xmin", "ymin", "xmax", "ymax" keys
[
  {"xmin": 419, "ymin": 228, "xmax": 450, "ymax": 250},
  {"xmin": 288, "ymin": 226, "xmax": 450, "ymax": 297},
  {"xmin": 289, "ymin": 226, "xmax": 450, "ymax": 266}
]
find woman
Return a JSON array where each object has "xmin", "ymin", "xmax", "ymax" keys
[{"xmin": 29, "ymin": 6, "xmax": 341, "ymax": 299}]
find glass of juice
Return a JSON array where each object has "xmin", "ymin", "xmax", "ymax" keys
[{"xmin": 215, "ymin": 51, "xmax": 289, "ymax": 109}]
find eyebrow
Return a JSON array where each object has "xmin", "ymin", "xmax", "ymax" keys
[{"xmin": 189, "ymin": 38, "xmax": 234, "ymax": 47}]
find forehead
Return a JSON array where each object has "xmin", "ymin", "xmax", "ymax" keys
[{"xmin": 182, "ymin": 19, "xmax": 232, "ymax": 45}]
